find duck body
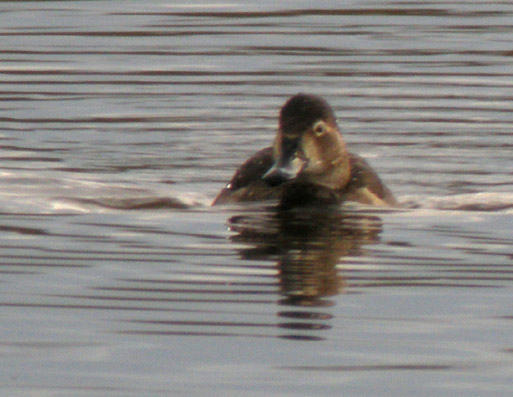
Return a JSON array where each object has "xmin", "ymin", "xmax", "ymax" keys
[
  {"xmin": 212, "ymin": 94, "xmax": 397, "ymax": 208},
  {"xmin": 212, "ymin": 146, "xmax": 397, "ymax": 207}
]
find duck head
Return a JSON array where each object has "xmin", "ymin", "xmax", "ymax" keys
[{"xmin": 263, "ymin": 93, "xmax": 351, "ymax": 191}]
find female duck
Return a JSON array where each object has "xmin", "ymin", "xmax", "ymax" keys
[{"xmin": 212, "ymin": 93, "xmax": 397, "ymax": 208}]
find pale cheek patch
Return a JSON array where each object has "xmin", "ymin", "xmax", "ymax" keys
[
  {"xmin": 302, "ymin": 135, "xmax": 325, "ymax": 172},
  {"xmin": 272, "ymin": 134, "xmax": 282, "ymax": 160}
]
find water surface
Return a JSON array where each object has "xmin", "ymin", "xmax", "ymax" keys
[{"xmin": 1, "ymin": 1, "xmax": 513, "ymax": 396}]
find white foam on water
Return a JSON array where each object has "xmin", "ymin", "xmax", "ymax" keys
[
  {"xmin": 400, "ymin": 192, "xmax": 513, "ymax": 212},
  {"xmin": 0, "ymin": 171, "xmax": 210, "ymax": 214},
  {"xmin": 1, "ymin": 170, "xmax": 510, "ymax": 215}
]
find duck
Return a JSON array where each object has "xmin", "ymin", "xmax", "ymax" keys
[{"xmin": 212, "ymin": 93, "xmax": 397, "ymax": 208}]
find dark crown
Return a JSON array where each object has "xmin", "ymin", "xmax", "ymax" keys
[{"xmin": 279, "ymin": 94, "xmax": 336, "ymax": 135}]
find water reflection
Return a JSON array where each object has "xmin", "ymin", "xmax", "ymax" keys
[{"xmin": 229, "ymin": 204, "xmax": 382, "ymax": 340}]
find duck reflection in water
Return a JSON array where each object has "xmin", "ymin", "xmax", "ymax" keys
[
  {"xmin": 228, "ymin": 205, "xmax": 383, "ymax": 340},
  {"xmin": 229, "ymin": 206, "xmax": 382, "ymax": 301}
]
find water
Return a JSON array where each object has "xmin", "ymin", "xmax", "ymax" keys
[{"xmin": 1, "ymin": 1, "xmax": 513, "ymax": 395}]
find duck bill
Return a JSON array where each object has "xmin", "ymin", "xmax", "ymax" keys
[
  {"xmin": 263, "ymin": 141, "xmax": 306, "ymax": 186},
  {"xmin": 263, "ymin": 157, "xmax": 305, "ymax": 186}
]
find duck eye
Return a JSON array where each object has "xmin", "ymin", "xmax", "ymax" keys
[{"xmin": 313, "ymin": 121, "xmax": 327, "ymax": 137}]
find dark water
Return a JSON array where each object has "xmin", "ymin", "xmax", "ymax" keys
[{"xmin": 1, "ymin": 1, "xmax": 513, "ymax": 396}]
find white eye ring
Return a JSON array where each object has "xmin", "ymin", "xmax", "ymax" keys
[{"xmin": 313, "ymin": 120, "xmax": 327, "ymax": 137}]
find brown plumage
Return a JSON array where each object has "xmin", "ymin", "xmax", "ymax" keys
[{"xmin": 213, "ymin": 94, "xmax": 397, "ymax": 208}]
